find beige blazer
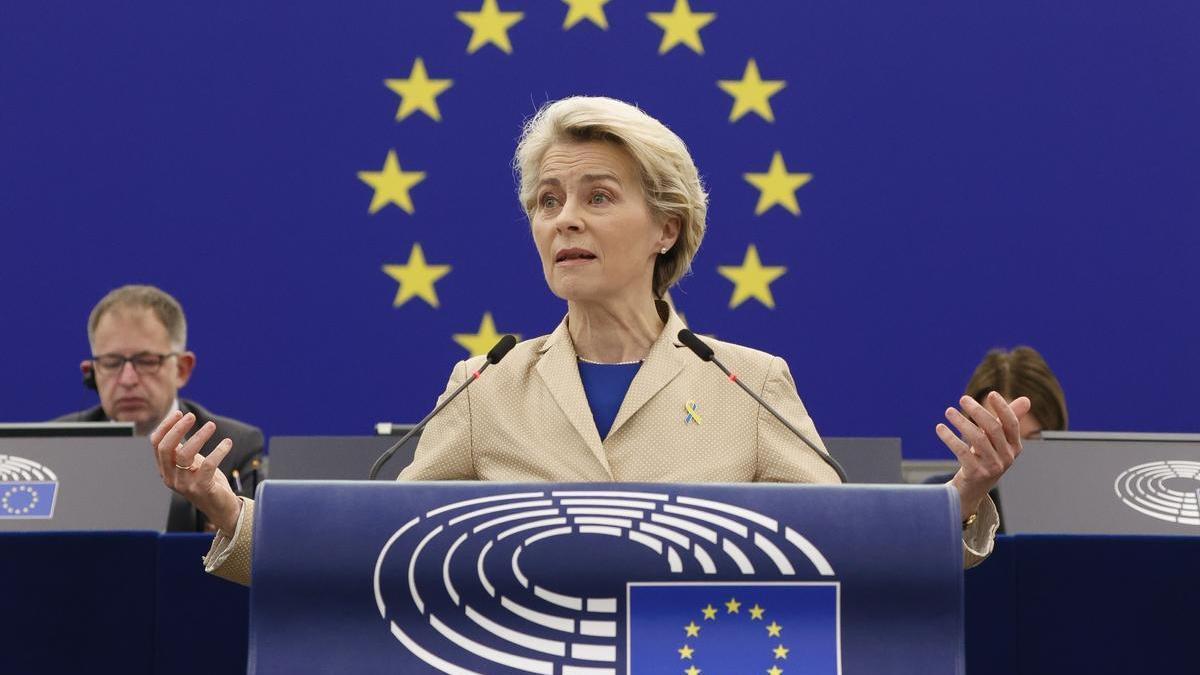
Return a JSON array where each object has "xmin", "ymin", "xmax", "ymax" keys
[{"xmin": 205, "ymin": 305, "xmax": 995, "ymax": 585}]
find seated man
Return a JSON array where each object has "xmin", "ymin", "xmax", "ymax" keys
[{"xmin": 57, "ymin": 284, "xmax": 263, "ymax": 532}]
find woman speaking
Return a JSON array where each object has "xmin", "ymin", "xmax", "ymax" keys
[{"xmin": 152, "ymin": 96, "xmax": 1027, "ymax": 585}]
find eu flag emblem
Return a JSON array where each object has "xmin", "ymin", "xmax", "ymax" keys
[
  {"xmin": 0, "ymin": 455, "xmax": 59, "ymax": 519},
  {"xmin": 628, "ymin": 582, "xmax": 839, "ymax": 674}
]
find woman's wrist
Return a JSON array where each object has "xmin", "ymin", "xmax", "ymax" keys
[{"xmin": 213, "ymin": 491, "xmax": 243, "ymax": 534}]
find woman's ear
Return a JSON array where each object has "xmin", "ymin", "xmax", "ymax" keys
[{"xmin": 659, "ymin": 216, "xmax": 681, "ymax": 251}]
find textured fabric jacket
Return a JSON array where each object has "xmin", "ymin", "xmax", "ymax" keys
[{"xmin": 205, "ymin": 306, "xmax": 996, "ymax": 585}]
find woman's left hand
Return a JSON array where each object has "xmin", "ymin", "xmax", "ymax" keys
[{"xmin": 936, "ymin": 391, "xmax": 1031, "ymax": 523}]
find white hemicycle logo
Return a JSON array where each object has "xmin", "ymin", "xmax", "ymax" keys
[
  {"xmin": 0, "ymin": 454, "xmax": 60, "ymax": 519},
  {"xmin": 372, "ymin": 489, "xmax": 836, "ymax": 675},
  {"xmin": 1114, "ymin": 460, "xmax": 1200, "ymax": 526}
]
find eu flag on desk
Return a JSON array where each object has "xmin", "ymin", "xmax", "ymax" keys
[
  {"xmin": 0, "ymin": 455, "xmax": 58, "ymax": 519},
  {"xmin": 628, "ymin": 582, "xmax": 839, "ymax": 674}
]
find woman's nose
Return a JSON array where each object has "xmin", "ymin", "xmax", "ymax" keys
[{"xmin": 555, "ymin": 197, "xmax": 585, "ymax": 233}]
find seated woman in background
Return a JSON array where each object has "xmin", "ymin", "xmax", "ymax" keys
[
  {"xmin": 927, "ymin": 346, "xmax": 1068, "ymax": 533},
  {"xmin": 966, "ymin": 346, "xmax": 1067, "ymax": 440}
]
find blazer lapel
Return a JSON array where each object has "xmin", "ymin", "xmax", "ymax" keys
[
  {"xmin": 606, "ymin": 308, "xmax": 690, "ymax": 440},
  {"xmin": 534, "ymin": 320, "xmax": 613, "ymax": 477}
]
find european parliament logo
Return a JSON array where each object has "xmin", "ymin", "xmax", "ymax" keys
[
  {"xmin": 0, "ymin": 455, "xmax": 58, "ymax": 519},
  {"xmin": 373, "ymin": 489, "xmax": 841, "ymax": 674},
  {"xmin": 1114, "ymin": 460, "xmax": 1200, "ymax": 526}
]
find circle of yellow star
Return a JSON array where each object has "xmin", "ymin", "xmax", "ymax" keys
[
  {"xmin": 767, "ymin": 666, "xmax": 784, "ymax": 675},
  {"xmin": 685, "ymin": 666, "xmax": 701, "ymax": 675},
  {"xmin": 749, "ymin": 604, "xmax": 766, "ymax": 620},
  {"xmin": 684, "ymin": 621, "xmax": 701, "ymax": 637},
  {"xmin": 701, "ymin": 604, "xmax": 718, "ymax": 620},
  {"xmin": 766, "ymin": 620, "xmax": 783, "ymax": 637},
  {"xmin": 384, "ymin": 58, "xmax": 453, "ymax": 122},
  {"xmin": 563, "ymin": 0, "xmax": 611, "ymax": 30},
  {"xmin": 744, "ymin": 151, "xmax": 813, "ymax": 216},
  {"xmin": 456, "ymin": 0, "xmax": 524, "ymax": 54},
  {"xmin": 678, "ymin": 644, "xmax": 695, "ymax": 660},
  {"xmin": 773, "ymin": 644, "xmax": 789, "ymax": 659},
  {"xmin": 718, "ymin": 244, "xmax": 787, "ymax": 309},
  {"xmin": 357, "ymin": 150, "xmax": 426, "ymax": 215},
  {"xmin": 382, "ymin": 243, "xmax": 452, "ymax": 308},
  {"xmin": 717, "ymin": 59, "xmax": 786, "ymax": 122},
  {"xmin": 453, "ymin": 312, "xmax": 520, "ymax": 357},
  {"xmin": 647, "ymin": 0, "xmax": 716, "ymax": 54},
  {"xmin": 724, "ymin": 597, "xmax": 741, "ymax": 614}
]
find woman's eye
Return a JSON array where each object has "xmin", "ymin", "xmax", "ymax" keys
[
  {"xmin": 541, "ymin": 195, "xmax": 559, "ymax": 209},
  {"xmin": 590, "ymin": 192, "xmax": 610, "ymax": 204}
]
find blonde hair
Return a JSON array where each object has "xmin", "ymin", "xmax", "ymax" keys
[
  {"xmin": 514, "ymin": 96, "xmax": 708, "ymax": 298},
  {"xmin": 88, "ymin": 284, "xmax": 188, "ymax": 351}
]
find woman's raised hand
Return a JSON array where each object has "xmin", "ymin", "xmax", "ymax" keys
[
  {"xmin": 150, "ymin": 410, "xmax": 243, "ymax": 534},
  {"xmin": 936, "ymin": 391, "xmax": 1031, "ymax": 522}
]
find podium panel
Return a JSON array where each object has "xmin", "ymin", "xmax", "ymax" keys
[{"xmin": 250, "ymin": 482, "xmax": 964, "ymax": 674}]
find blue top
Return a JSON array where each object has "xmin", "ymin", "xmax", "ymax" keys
[{"xmin": 576, "ymin": 360, "xmax": 642, "ymax": 440}]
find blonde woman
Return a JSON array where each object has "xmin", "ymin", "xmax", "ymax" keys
[{"xmin": 153, "ymin": 97, "xmax": 1027, "ymax": 584}]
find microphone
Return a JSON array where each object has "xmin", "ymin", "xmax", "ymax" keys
[
  {"xmin": 368, "ymin": 334, "xmax": 517, "ymax": 480},
  {"xmin": 677, "ymin": 329, "xmax": 849, "ymax": 483}
]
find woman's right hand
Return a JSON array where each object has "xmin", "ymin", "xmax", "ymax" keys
[{"xmin": 151, "ymin": 410, "xmax": 242, "ymax": 534}]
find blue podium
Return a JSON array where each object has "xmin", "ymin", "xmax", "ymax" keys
[{"xmin": 249, "ymin": 482, "xmax": 965, "ymax": 674}]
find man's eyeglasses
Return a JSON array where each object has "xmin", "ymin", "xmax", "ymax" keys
[{"xmin": 90, "ymin": 352, "xmax": 180, "ymax": 375}]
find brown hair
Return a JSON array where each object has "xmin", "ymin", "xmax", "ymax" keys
[
  {"xmin": 88, "ymin": 285, "xmax": 188, "ymax": 351},
  {"xmin": 965, "ymin": 346, "xmax": 1068, "ymax": 431}
]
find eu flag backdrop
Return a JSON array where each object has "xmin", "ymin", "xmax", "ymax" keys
[{"xmin": 1, "ymin": 1, "xmax": 1198, "ymax": 458}]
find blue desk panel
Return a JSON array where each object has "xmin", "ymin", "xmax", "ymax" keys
[{"xmin": 0, "ymin": 531, "xmax": 158, "ymax": 675}]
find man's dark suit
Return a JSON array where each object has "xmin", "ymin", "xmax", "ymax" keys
[{"xmin": 56, "ymin": 399, "xmax": 263, "ymax": 532}]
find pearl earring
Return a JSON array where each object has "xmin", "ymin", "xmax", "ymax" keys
[{"xmin": 660, "ymin": 247, "xmax": 668, "ymax": 255}]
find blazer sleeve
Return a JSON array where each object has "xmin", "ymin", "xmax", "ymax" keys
[
  {"xmin": 753, "ymin": 356, "xmax": 843, "ymax": 485},
  {"xmin": 202, "ymin": 496, "xmax": 255, "ymax": 586},
  {"xmin": 397, "ymin": 359, "xmax": 478, "ymax": 481}
]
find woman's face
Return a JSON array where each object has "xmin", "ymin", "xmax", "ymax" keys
[{"xmin": 530, "ymin": 140, "xmax": 678, "ymax": 304}]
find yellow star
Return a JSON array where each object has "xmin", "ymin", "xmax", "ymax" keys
[
  {"xmin": 724, "ymin": 597, "xmax": 741, "ymax": 614},
  {"xmin": 382, "ymin": 243, "xmax": 452, "ymax": 308},
  {"xmin": 453, "ymin": 312, "xmax": 520, "ymax": 357},
  {"xmin": 718, "ymin": 244, "xmax": 787, "ymax": 309},
  {"xmin": 678, "ymin": 644, "xmax": 694, "ymax": 660},
  {"xmin": 563, "ymin": 0, "xmax": 610, "ymax": 30},
  {"xmin": 384, "ymin": 58, "xmax": 453, "ymax": 122},
  {"xmin": 766, "ymin": 620, "xmax": 783, "ymax": 637},
  {"xmin": 749, "ymin": 604, "xmax": 765, "ymax": 620},
  {"xmin": 647, "ymin": 0, "xmax": 715, "ymax": 55},
  {"xmin": 456, "ymin": 0, "xmax": 524, "ymax": 54},
  {"xmin": 744, "ymin": 151, "xmax": 812, "ymax": 216},
  {"xmin": 773, "ymin": 644, "xmax": 789, "ymax": 659},
  {"xmin": 685, "ymin": 667, "xmax": 701, "ymax": 675},
  {"xmin": 717, "ymin": 59, "xmax": 786, "ymax": 122},
  {"xmin": 683, "ymin": 621, "xmax": 701, "ymax": 637},
  {"xmin": 357, "ymin": 150, "xmax": 426, "ymax": 215},
  {"xmin": 767, "ymin": 667, "xmax": 783, "ymax": 675},
  {"xmin": 701, "ymin": 604, "xmax": 718, "ymax": 620}
]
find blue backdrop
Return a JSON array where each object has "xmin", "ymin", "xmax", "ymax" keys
[{"xmin": 3, "ymin": 1, "xmax": 1197, "ymax": 458}]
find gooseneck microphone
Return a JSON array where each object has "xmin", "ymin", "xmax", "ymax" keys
[
  {"xmin": 368, "ymin": 334, "xmax": 517, "ymax": 480},
  {"xmin": 677, "ymin": 329, "xmax": 849, "ymax": 484}
]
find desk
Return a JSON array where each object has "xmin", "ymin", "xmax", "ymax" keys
[{"xmin": 2, "ymin": 534, "xmax": 1195, "ymax": 674}]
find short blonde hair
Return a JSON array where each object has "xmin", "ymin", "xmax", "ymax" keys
[
  {"xmin": 88, "ymin": 284, "xmax": 188, "ymax": 351},
  {"xmin": 514, "ymin": 96, "xmax": 708, "ymax": 298}
]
